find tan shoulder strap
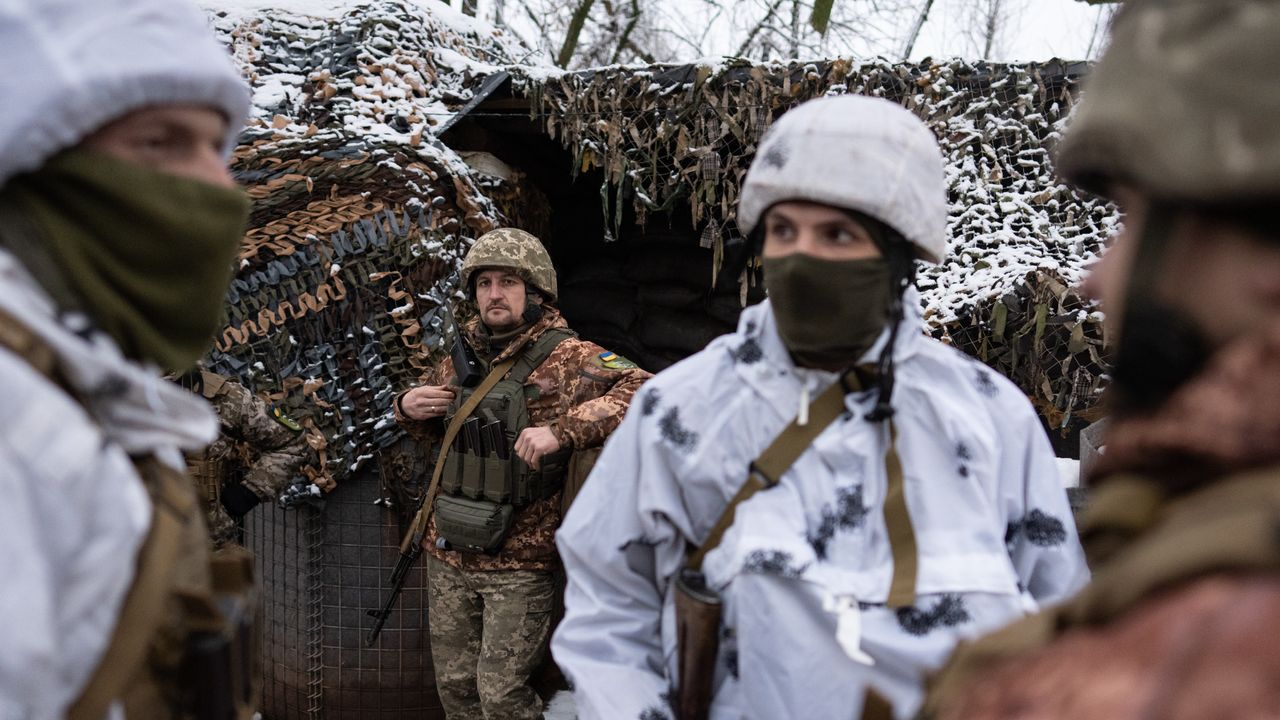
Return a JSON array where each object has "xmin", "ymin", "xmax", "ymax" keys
[
  {"xmin": 199, "ymin": 369, "xmax": 230, "ymax": 400},
  {"xmin": 0, "ymin": 304, "xmax": 61, "ymax": 383},
  {"xmin": 400, "ymin": 357, "xmax": 518, "ymax": 552},
  {"xmin": 687, "ymin": 370, "xmax": 863, "ymax": 571},
  {"xmin": 68, "ymin": 458, "xmax": 196, "ymax": 720},
  {"xmin": 687, "ymin": 369, "xmax": 919, "ymax": 607}
]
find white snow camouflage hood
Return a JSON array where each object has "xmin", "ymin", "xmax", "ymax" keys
[{"xmin": 0, "ymin": 0, "xmax": 250, "ymax": 189}]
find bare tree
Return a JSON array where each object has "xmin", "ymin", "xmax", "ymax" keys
[{"xmin": 899, "ymin": 0, "xmax": 936, "ymax": 60}]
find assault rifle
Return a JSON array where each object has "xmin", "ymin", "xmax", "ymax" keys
[{"xmin": 366, "ymin": 300, "xmax": 483, "ymax": 646}]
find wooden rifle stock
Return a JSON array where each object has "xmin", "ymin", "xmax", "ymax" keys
[{"xmin": 674, "ymin": 567, "xmax": 722, "ymax": 720}]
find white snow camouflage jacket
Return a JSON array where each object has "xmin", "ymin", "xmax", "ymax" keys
[
  {"xmin": 553, "ymin": 291, "xmax": 1089, "ymax": 720},
  {"xmin": 0, "ymin": 248, "xmax": 218, "ymax": 720}
]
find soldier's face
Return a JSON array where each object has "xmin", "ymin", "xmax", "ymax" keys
[
  {"xmin": 1083, "ymin": 187, "xmax": 1280, "ymax": 352},
  {"xmin": 80, "ymin": 104, "xmax": 234, "ymax": 188},
  {"xmin": 475, "ymin": 269, "xmax": 528, "ymax": 331},
  {"xmin": 761, "ymin": 201, "xmax": 883, "ymax": 261}
]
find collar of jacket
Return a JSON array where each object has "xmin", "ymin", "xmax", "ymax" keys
[
  {"xmin": 0, "ymin": 247, "xmax": 218, "ymax": 465},
  {"xmin": 463, "ymin": 305, "xmax": 569, "ymax": 367},
  {"xmin": 732, "ymin": 287, "xmax": 926, "ymax": 424}
]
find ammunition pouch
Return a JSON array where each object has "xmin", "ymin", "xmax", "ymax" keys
[
  {"xmin": 435, "ymin": 327, "xmax": 575, "ymax": 553},
  {"xmin": 434, "ymin": 494, "xmax": 515, "ymax": 554},
  {"xmin": 188, "ymin": 455, "xmax": 229, "ymax": 510},
  {"xmin": 440, "ymin": 447, "xmax": 569, "ymax": 505}
]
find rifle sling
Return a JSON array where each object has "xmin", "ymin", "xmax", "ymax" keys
[{"xmin": 686, "ymin": 368, "xmax": 918, "ymax": 608}]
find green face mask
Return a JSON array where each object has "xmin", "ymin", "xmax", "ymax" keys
[
  {"xmin": 5, "ymin": 149, "xmax": 249, "ymax": 371},
  {"xmin": 763, "ymin": 253, "xmax": 891, "ymax": 370}
]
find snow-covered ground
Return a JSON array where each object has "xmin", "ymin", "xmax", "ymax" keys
[{"xmin": 544, "ymin": 691, "xmax": 576, "ymax": 720}]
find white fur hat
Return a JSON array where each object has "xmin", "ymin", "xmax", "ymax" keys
[
  {"xmin": 0, "ymin": 0, "xmax": 250, "ymax": 189},
  {"xmin": 738, "ymin": 95, "xmax": 948, "ymax": 264}
]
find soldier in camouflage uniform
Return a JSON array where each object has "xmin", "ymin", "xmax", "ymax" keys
[
  {"xmin": 177, "ymin": 366, "xmax": 312, "ymax": 548},
  {"xmin": 395, "ymin": 228, "xmax": 651, "ymax": 720},
  {"xmin": 924, "ymin": 1, "xmax": 1280, "ymax": 717}
]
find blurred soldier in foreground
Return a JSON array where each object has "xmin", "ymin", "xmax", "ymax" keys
[
  {"xmin": 926, "ymin": 1, "xmax": 1280, "ymax": 717},
  {"xmin": 552, "ymin": 95, "xmax": 1087, "ymax": 720},
  {"xmin": 393, "ymin": 228, "xmax": 650, "ymax": 720},
  {"xmin": 0, "ymin": 0, "xmax": 254, "ymax": 717},
  {"xmin": 174, "ymin": 366, "xmax": 312, "ymax": 548}
]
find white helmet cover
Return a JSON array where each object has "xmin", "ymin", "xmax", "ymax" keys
[
  {"xmin": 0, "ymin": 0, "xmax": 250, "ymax": 190},
  {"xmin": 738, "ymin": 95, "xmax": 948, "ymax": 264}
]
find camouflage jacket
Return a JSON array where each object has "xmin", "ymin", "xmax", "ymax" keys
[
  {"xmin": 925, "ymin": 321, "xmax": 1280, "ymax": 720},
  {"xmin": 185, "ymin": 370, "xmax": 311, "ymax": 543},
  {"xmin": 395, "ymin": 306, "xmax": 651, "ymax": 571}
]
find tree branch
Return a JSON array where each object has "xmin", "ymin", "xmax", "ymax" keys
[{"xmin": 557, "ymin": 0, "xmax": 599, "ymax": 68}]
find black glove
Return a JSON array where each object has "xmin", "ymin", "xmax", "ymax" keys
[{"xmin": 220, "ymin": 482, "xmax": 262, "ymax": 519}]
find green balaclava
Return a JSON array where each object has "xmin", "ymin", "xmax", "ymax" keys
[
  {"xmin": 763, "ymin": 213, "xmax": 897, "ymax": 370},
  {"xmin": 3, "ymin": 149, "xmax": 250, "ymax": 371}
]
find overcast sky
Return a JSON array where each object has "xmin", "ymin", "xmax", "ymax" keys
[
  {"xmin": 910, "ymin": 0, "xmax": 1112, "ymax": 62},
  {"xmin": 208, "ymin": 0, "xmax": 1116, "ymax": 64}
]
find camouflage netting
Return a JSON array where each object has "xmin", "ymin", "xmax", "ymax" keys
[
  {"xmin": 207, "ymin": 1, "xmax": 536, "ymax": 489},
  {"xmin": 511, "ymin": 60, "xmax": 1118, "ymax": 435}
]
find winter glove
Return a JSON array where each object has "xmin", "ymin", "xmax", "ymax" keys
[{"xmin": 220, "ymin": 481, "xmax": 262, "ymax": 519}]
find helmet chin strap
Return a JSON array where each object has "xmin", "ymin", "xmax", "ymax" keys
[
  {"xmin": 521, "ymin": 289, "xmax": 544, "ymax": 325},
  {"xmin": 866, "ymin": 235, "xmax": 916, "ymax": 423},
  {"xmin": 1107, "ymin": 200, "xmax": 1211, "ymax": 417}
]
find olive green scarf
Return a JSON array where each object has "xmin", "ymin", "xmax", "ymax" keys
[
  {"xmin": 3, "ymin": 150, "xmax": 249, "ymax": 370},
  {"xmin": 764, "ymin": 253, "xmax": 892, "ymax": 370}
]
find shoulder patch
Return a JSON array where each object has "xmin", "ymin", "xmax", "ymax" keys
[
  {"xmin": 271, "ymin": 405, "xmax": 303, "ymax": 433},
  {"xmin": 595, "ymin": 350, "xmax": 638, "ymax": 370}
]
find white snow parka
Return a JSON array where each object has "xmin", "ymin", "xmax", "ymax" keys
[
  {"xmin": 0, "ymin": 248, "xmax": 219, "ymax": 719},
  {"xmin": 552, "ymin": 292, "xmax": 1089, "ymax": 720}
]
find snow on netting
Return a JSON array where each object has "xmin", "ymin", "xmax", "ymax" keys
[{"xmin": 513, "ymin": 59, "xmax": 1117, "ymax": 437}]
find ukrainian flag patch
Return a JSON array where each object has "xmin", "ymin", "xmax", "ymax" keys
[
  {"xmin": 596, "ymin": 350, "xmax": 638, "ymax": 370},
  {"xmin": 272, "ymin": 406, "xmax": 304, "ymax": 433}
]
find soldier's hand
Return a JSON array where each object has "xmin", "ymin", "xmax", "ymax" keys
[
  {"xmin": 514, "ymin": 426, "xmax": 561, "ymax": 470},
  {"xmin": 400, "ymin": 385, "xmax": 456, "ymax": 421}
]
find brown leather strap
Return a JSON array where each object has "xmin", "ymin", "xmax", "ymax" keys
[
  {"xmin": 688, "ymin": 370, "xmax": 863, "ymax": 571},
  {"xmin": 402, "ymin": 357, "xmax": 518, "ymax": 550},
  {"xmin": 883, "ymin": 420, "xmax": 918, "ymax": 608},
  {"xmin": 68, "ymin": 459, "xmax": 197, "ymax": 720}
]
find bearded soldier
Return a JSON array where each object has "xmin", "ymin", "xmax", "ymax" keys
[
  {"xmin": 394, "ymin": 228, "xmax": 650, "ymax": 720},
  {"xmin": 175, "ymin": 367, "xmax": 312, "ymax": 548},
  {"xmin": 925, "ymin": 1, "xmax": 1280, "ymax": 717},
  {"xmin": 551, "ymin": 95, "xmax": 1089, "ymax": 720},
  {"xmin": 0, "ymin": 0, "xmax": 255, "ymax": 717}
]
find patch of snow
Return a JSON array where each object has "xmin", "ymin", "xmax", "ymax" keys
[
  {"xmin": 543, "ymin": 690, "xmax": 577, "ymax": 720},
  {"xmin": 1056, "ymin": 457, "xmax": 1080, "ymax": 489}
]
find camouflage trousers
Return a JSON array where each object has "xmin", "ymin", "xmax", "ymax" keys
[{"xmin": 426, "ymin": 556, "xmax": 555, "ymax": 720}]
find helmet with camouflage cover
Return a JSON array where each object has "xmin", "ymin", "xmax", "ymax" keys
[
  {"xmin": 1057, "ymin": 0, "xmax": 1280, "ymax": 202},
  {"xmin": 460, "ymin": 228, "xmax": 558, "ymax": 301}
]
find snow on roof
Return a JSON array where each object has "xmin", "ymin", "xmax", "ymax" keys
[{"xmin": 207, "ymin": 0, "xmax": 535, "ymax": 147}]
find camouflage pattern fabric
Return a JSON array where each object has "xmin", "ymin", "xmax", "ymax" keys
[
  {"xmin": 395, "ymin": 306, "xmax": 650, "ymax": 572},
  {"xmin": 425, "ymin": 556, "xmax": 556, "ymax": 720},
  {"xmin": 186, "ymin": 369, "xmax": 311, "ymax": 547},
  {"xmin": 925, "ymin": 320, "xmax": 1280, "ymax": 719},
  {"xmin": 460, "ymin": 228, "xmax": 559, "ymax": 300}
]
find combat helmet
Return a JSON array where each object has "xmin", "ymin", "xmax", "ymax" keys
[
  {"xmin": 460, "ymin": 228, "xmax": 558, "ymax": 301},
  {"xmin": 1057, "ymin": 0, "xmax": 1280, "ymax": 203},
  {"xmin": 738, "ymin": 94, "xmax": 948, "ymax": 263}
]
